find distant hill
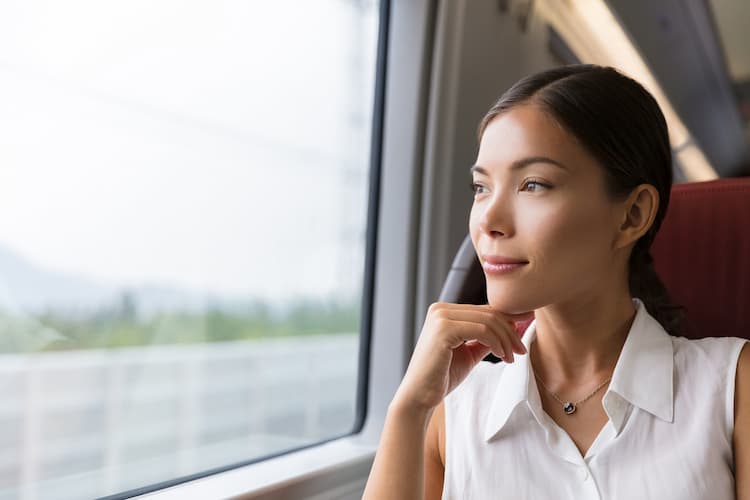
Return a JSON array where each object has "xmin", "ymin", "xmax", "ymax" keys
[{"xmin": 0, "ymin": 245, "xmax": 219, "ymax": 316}]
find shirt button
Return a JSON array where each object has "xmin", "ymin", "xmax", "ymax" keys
[{"xmin": 579, "ymin": 467, "xmax": 590, "ymax": 481}]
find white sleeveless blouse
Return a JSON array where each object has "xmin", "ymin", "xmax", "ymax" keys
[{"xmin": 442, "ymin": 299, "xmax": 748, "ymax": 500}]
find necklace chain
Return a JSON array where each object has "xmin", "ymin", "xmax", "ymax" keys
[{"xmin": 530, "ymin": 360, "xmax": 612, "ymax": 415}]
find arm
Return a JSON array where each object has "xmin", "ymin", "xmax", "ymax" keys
[
  {"xmin": 734, "ymin": 343, "xmax": 750, "ymax": 499},
  {"xmin": 423, "ymin": 401, "xmax": 446, "ymax": 500},
  {"xmin": 361, "ymin": 400, "xmax": 435, "ymax": 500},
  {"xmin": 362, "ymin": 302, "xmax": 525, "ymax": 499},
  {"xmin": 361, "ymin": 399, "xmax": 445, "ymax": 500}
]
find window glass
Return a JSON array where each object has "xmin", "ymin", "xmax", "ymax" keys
[{"xmin": 0, "ymin": 1, "xmax": 378, "ymax": 498}]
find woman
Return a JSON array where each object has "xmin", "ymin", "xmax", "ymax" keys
[{"xmin": 362, "ymin": 64, "xmax": 750, "ymax": 499}]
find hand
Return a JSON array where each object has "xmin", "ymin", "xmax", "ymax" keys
[{"xmin": 392, "ymin": 302, "xmax": 528, "ymax": 414}]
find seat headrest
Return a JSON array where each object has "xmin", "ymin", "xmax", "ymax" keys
[{"xmin": 651, "ymin": 177, "xmax": 750, "ymax": 339}]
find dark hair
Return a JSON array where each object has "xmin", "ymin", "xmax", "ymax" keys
[{"xmin": 478, "ymin": 64, "xmax": 683, "ymax": 335}]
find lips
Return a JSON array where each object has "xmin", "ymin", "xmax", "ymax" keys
[
  {"xmin": 481, "ymin": 255, "xmax": 528, "ymax": 265},
  {"xmin": 480, "ymin": 255, "xmax": 528, "ymax": 275}
]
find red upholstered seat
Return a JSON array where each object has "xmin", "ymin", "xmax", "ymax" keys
[{"xmin": 652, "ymin": 177, "xmax": 750, "ymax": 339}]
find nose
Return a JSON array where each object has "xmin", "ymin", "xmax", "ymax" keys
[{"xmin": 476, "ymin": 190, "xmax": 513, "ymax": 237}]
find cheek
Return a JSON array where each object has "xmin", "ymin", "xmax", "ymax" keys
[
  {"xmin": 468, "ymin": 203, "xmax": 481, "ymax": 246},
  {"xmin": 524, "ymin": 199, "xmax": 615, "ymax": 270},
  {"xmin": 476, "ymin": 195, "xmax": 618, "ymax": 312}
]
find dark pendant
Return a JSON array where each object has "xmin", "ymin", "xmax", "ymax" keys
[{"xmin": 563, "ymin": 402, "xmax": 576, "ymax": 415}]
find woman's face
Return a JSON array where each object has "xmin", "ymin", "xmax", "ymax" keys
[{"xmin": 469, "ymin": 104, "xmax": 626, "ymax": 315}]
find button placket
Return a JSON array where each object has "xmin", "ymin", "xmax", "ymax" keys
[
  {"xmin": 579, "ymin": 465, "xmax": 602, "ymax": 500},
  {"xmin": 579, "ymin": 466, "xmax": 590, "ymax": 481}
]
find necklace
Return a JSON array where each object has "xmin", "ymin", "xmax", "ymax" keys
[{"xmin": 531, "ymin": 366, "xmax": 612, "ymax": 415}]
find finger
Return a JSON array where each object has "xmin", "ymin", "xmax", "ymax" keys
[
  {"xmin": 427, "ymin": 302, "xmax": 498, "ymax": 313},
  {"xmin": 483, "ymin": 309, "xmax": 530, "ymax": 355},
  {"xmin": 432, "ymin": 307, "xmax": 525, "ymax": 357},
  {"xmin": 443, "ymin": 320, "xmax": 508, "ymax": 360},
  {"xmin": 429, "ymin": 303, "xmax": 529, "ymax": 351},
  {"xmin": 460, "ymin": 341, "xmax": 493, "ymax": 364},
  {"xmin": 500, "ymin": 317, "xmax": 528, "ymax": 355},
  {"xmin": 464, "ymin": 339, "xmax": 508, "ymax": 362},
  {"xmin": 484, "ymin": 310, "xmax": 528, "ymax": 355},
  {"xmin": 429, "ymin": 301, "xmax": 525, "ymax": 316},
  {"xmin": 494, "ymin": 327, "xmax": 515, "ymax": 363},
  {"xmin": 482, "ymin": 316, "xmax": 523, "ymax": 362}
]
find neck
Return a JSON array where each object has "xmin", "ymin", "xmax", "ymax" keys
[{"xmin": 530, "ymin": 290, "xmax": 636, "ymax": 385}]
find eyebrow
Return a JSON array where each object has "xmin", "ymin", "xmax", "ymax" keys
[{"xmin": 469, "ymin": 156, "xmax": 569, "ymax": 175}]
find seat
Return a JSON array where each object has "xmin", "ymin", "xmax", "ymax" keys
[
  {"xmin": 651, "ymin": 177, "xmax": 750, "ymax": 339},
  {"xmin": 439, "ymin": 177, "xmax": 750, "ymax": 347}
]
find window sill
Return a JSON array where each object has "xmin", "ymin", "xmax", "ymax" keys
[{"xmin": 134, "ymin": 436, "xmax": 376, "ymax": 500}]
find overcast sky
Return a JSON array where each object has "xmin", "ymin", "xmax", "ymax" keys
[{"xmin": 0, "ymin": 0, "xmax": 378, "ymax": 305}]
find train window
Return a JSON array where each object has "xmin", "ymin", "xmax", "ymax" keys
[{"xmin": 0, "ymin": 1, "xmax": 380, "ymax": 498}]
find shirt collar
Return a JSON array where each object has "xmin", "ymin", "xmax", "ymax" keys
[{"xmin": 483, "ymin": 298, "xmax": 674, "ymax": 442}]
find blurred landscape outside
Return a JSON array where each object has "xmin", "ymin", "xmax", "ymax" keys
[{"xmin": 0, "ymin": 1, "xmax": 377, "ymax": 498}]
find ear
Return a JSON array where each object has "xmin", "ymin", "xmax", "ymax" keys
[{"xmin": 613, "ymin": 184, "xmax": 660, "ymax": 250}]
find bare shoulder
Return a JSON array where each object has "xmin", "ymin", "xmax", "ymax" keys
[
  {"xmin": 734, "ymin": 342, "xmax": 750, "ymax": 499},
  {"xmin": 427, "ymin": 400, "xmax": 446, "ymax": 463},
  {"xmin": 424, "ymin": 401, "xmax": 445, "ymax": 500},
  {"xmin": 735, "ymin": 342, "xmax": 750, "ymax": 420}
]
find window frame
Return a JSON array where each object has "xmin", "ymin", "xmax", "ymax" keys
[{"xmin": 114, "ymin": 0, "xmax": 439, "ymax": 497}]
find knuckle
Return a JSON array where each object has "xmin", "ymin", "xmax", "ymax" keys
[
  {"xmin": 432, "ymin": 317, "xmax": 447, "ymax": 331},
  {"xmin": 433, "ymin": 308, "xmax": 448, "ymax": 320},
  {"xmin": 493, "ymin": 316, "xmax": 511, "ymax": 333}
]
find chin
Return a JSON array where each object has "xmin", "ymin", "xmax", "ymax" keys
[{"xmin": 485, "ymin": 287, "xmax": 540, "ymax": 317}]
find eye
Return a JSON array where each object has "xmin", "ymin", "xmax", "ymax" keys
[
  {"xmin": 469, "ymin": 181, "xmax": 487, "ymax": 195},
  {"xmin": 520, "ymin": 179, "xmax": 551, "ymax": 192}
]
